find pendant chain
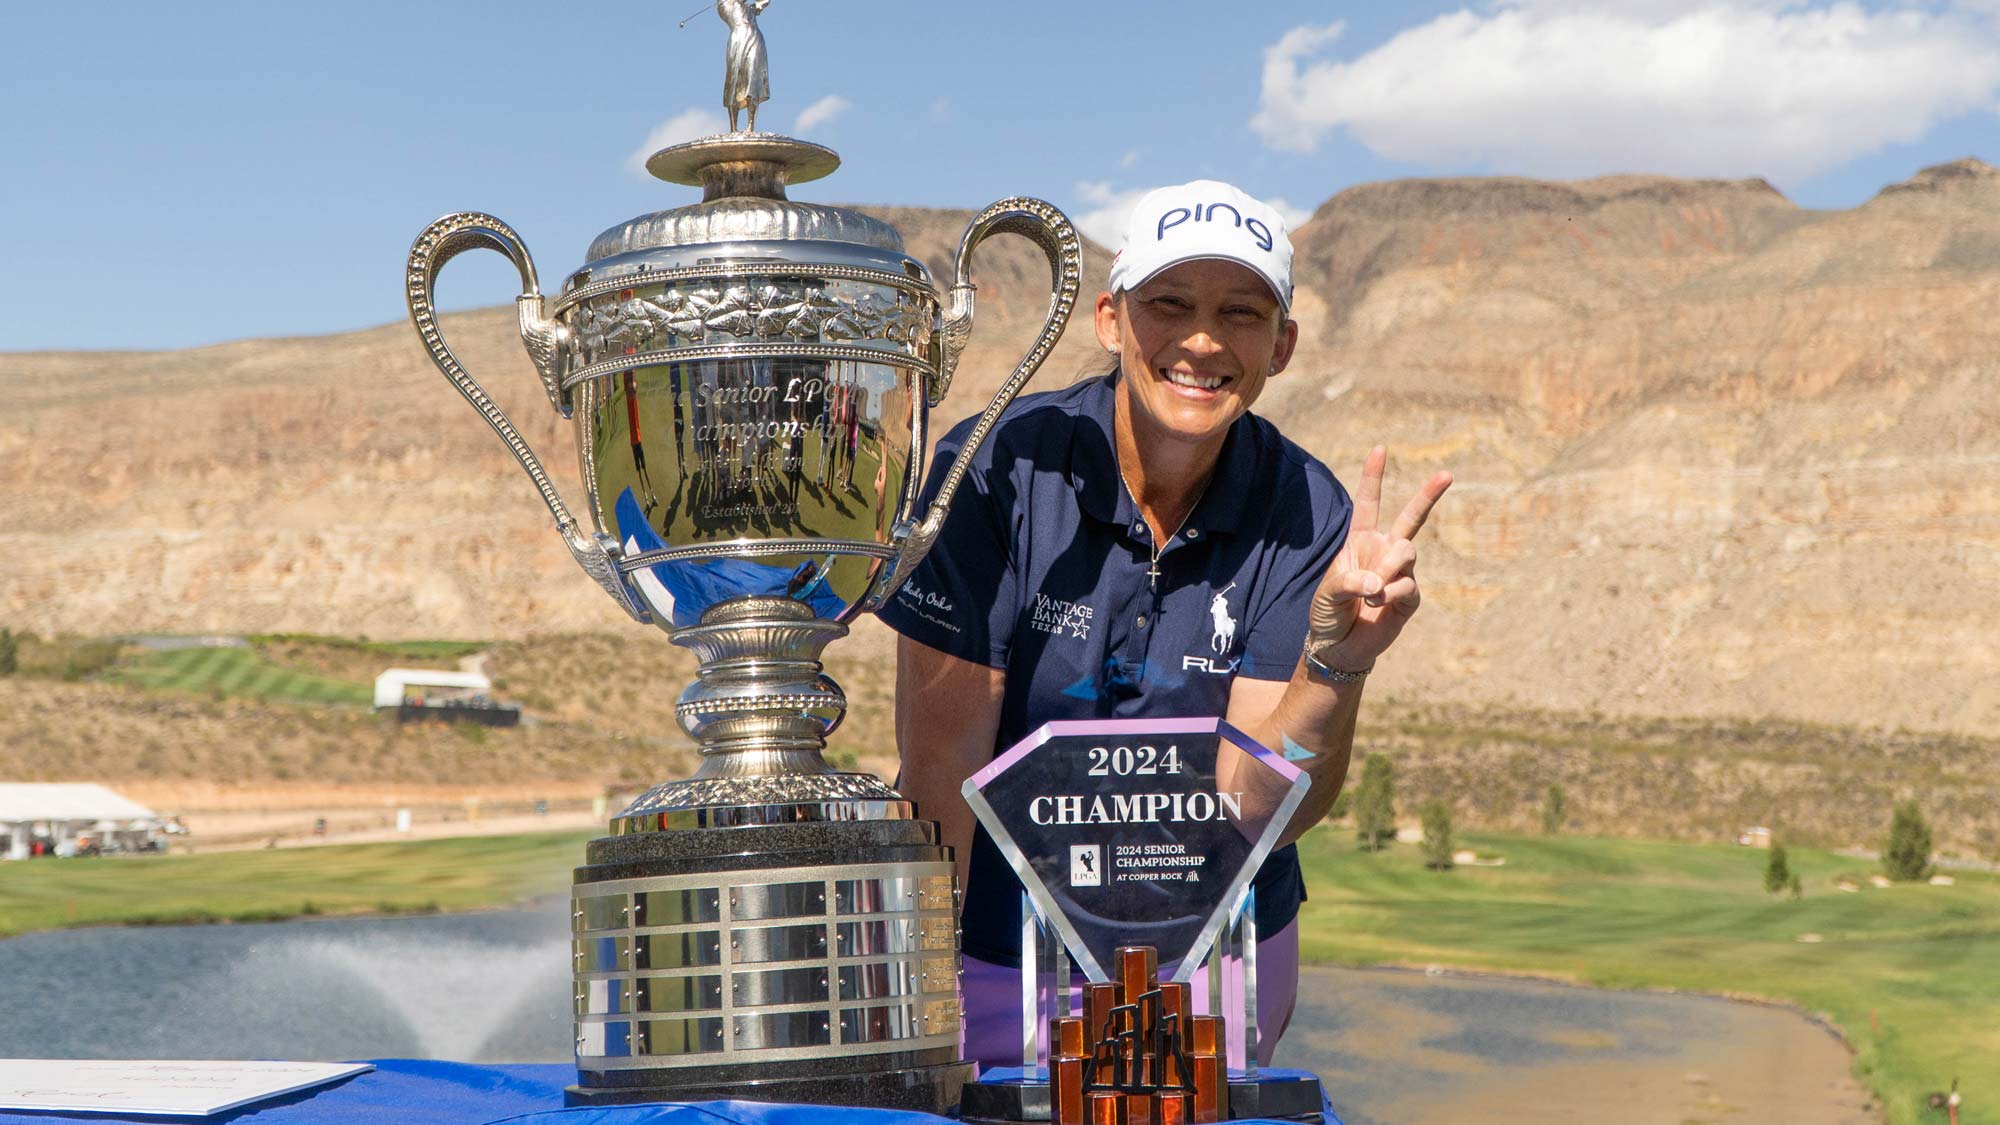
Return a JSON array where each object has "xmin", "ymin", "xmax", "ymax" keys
[{"xmin": 1121, "ymin": 460, "xmax": 1213, "ymax": 596}]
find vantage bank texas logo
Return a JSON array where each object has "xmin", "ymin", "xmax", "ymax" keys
[
  {"xmin": 1184, "ymin": 582, "xmax": 1240, "ymax": 675},
  {"xmin": 1029, "ymin": 591, "xmax": 1094, "ymax": 641}
]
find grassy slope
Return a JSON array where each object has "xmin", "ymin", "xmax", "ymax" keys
[
  {"xmin": 1295, "ymin": 828, "xmax": 1998, "ymax": 1125},
  {"xmin": 0, "ymin": 832, "xmax": 589, "ymax": 934},
  {"xmin": 109, "ymin": 646, "xmax": 374, "ymax": 707},
  {"xmin": 10, "ymin": 631, "xmax": 1999, "ymax": 859},
  {"xmin": 100, "ymin": 634, "xmax": 488, "ymax": 707},
  {"xmin": 248, "ymin": 634, "xmax": 488, "ymax": 661}
]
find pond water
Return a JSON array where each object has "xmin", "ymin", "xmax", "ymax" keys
[
  {"xmin": 1273, "ymin": 966, "xmax": 1874, "ymax": 1125},
  {"xmin": 0, "ymin": 910, "xmax": 1873, "ymax": 1123},
  {"xmin": 0, "ymin": 904, "xmax": 574, "ymax": 1063}
]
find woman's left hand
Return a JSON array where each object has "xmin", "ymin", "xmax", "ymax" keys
[{"xmin": 1304, "ymin": 446, "xmax": 1453, "ymax": 675}]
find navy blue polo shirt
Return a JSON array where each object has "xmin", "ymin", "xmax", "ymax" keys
[{"xmin": 879, "ymin": 372, "xmax": 1351, "ymax": 967}]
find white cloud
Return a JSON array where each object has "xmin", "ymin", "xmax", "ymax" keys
[
  {"xmin": 628, "ymin": 107, "xmax": 727, "ymax": 174},
  {"xmin": 1072, "ymin": 182, "xmax": 1316, "ymax": 250},
  {"xmin": 1264, "ymin": 197, "xmax": 1314, "ymax": 231},
  {"xmin": 793, "ymin": 95, "xmax": 851, "ymax": 135},
  {"xmin": 1501, "ymin": 0, "xmax": 1794, "ymax": 14},
  {"xmin": 1072, "ymin": 181, "xmax": 1154, "ymax": 249},
  {"xmin": 1252, "ymin": 3, "xmax": 2000, "ymax": 184}
]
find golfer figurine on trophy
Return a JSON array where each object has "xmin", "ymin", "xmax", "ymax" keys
[
  {"xmin": 405, "ymin": 5, "xmax": 1082, "ymax": 1110},
  {"xmin": 716, "ymin": 0, "xmax": 770, "ymax": 133}
]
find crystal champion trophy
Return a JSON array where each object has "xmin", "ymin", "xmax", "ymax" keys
[
  {"xmin": 403, "ymin": 8, "xmax": 1082, "ymax": 1108},
  {"xmin": 959, "ymin": 718, "xmax": 1328, "ymax": 1122}
]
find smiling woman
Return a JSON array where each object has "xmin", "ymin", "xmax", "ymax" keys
[
  {"xmin": 1103, "ymin": 257, "xmax": 1297, "ymax": 462},
  {"xmin": 882, "ymin": 178, "xmax": 1455, "ymax": 1069}
]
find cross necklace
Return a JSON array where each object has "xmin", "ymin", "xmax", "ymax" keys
[{"xmin": 1120, "ymin": 459, "xmax": 1213, "ymax": 596}]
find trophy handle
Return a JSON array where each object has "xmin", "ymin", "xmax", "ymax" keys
[
  {"xmin": 405, "ymin": 211, "xmax": 652, "ymax": 624},
  {"xmin": 888, "ymin": 198, "xmax": 1082, "ymax": 593}
]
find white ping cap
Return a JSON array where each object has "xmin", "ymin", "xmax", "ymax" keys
[{"xmin": 1106, "ymin": 180, "xmax": 1294, "ymax": 312}]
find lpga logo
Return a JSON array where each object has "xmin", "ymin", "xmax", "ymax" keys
[
  {"xmin": 1156, "ymin": 202, "xmax": 1275, "ymax": 252},
  {"xmin": 1184, "ymin": 583, "xmax": 1241, "ymax": 675}
]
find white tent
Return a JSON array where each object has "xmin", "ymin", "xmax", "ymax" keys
[
  {"xmin": 0, "ymin": 783, "xmax": 162, "ymax": 859},
  {"xmin": 373, "ymin": 668, "xmax": 492, "ymax": 710}
]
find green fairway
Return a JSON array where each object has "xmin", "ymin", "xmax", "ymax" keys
[
  {"xmin": 0, "ymin": 832, "xmax": 589, "ymax": 935},
  {"xmin": 109, "ymin": 645, "xmax": 373, "ymax": 706},
  {"xmin": 247, "ymin": 633, "xmax": 489, "ymax": 660},
  {"xmin": 1295, "ymin": 828, "xmax": 1998, "ymax": 1125}
]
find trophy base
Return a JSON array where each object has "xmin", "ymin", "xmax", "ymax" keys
[
  {"xmin": 570, "ymin": 816, "xmax": 972, "ymax": 1113},
  {"xmin": 958, "ymin": 1075, "xmax": 1050, "ymax": 1123},
  {"xmin": 566, "ymin": 1056, "xmax": 974, "ymax": 1111},
  {"xmin": 958, "ymin": 1072, "xmax": 1325, "ymax": 1123},
  {"xmin": 1224, "ymin": 1073, "xmax": 1327, "ymax": 1121}
]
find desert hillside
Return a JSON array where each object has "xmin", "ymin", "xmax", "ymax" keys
[{"xmin": 3, "ymin": 163, "xmax": 1997, "ymax": 736}]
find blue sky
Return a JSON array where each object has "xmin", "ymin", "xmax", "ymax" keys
[{"xmin": 4, "ymin": 0, "xmax": 1996, "ymax": 351}]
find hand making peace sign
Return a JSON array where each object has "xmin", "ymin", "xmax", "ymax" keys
[{"xmin": 1305, "ymin": 447, "xmax": 1454, "ymax": 676}]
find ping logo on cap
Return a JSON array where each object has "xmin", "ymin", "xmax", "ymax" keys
[{"xmin": 1156, "ymin": 202, "xmax": 1276, "ymax": 253}]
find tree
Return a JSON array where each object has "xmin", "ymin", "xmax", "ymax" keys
[
  {"xmin": 1421, "ymin": 801, "xmax": 1455, "ymax": 870},
  {"xmin": 1541, "ymin": 783, "xmax": 1567, "ymax": 836},
  {"xmin": 1330, "ymin": 789, "xmax": 1354, "ymax": 821},
  {"xmin": 1883, "ymin": 801, "xmax": 1933, "ymax": 882},
  {"xmin": 0, "ymin": 627, "xmax": 15, "ymax": 676},
  {"xmin": 1764, "ymin": 841, "xmax": 1792, "ymax": 895},
  {"xmin": 1354, "ymin": 753, "xmax": 1396, "ymax": 852}
]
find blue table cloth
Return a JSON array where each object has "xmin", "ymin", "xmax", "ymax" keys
[{"xmin": 0, "ymin": 1061, "xmax": 1340, "ymax": 1125}]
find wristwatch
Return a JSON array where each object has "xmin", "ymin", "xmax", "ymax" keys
[{"xmin": 1304, "ymin": 640, "xmax": 1372, "ymax": 684}]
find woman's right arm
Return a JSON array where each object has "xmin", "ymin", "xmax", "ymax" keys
[{"xmin": 895, "ymin": 634, "xmax": 1005, "ymax": 888}]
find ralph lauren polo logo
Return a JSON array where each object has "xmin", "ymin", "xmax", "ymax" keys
[
  {"xmin": 1185, "ymin": 584, "xmax": 1240, "ymax": 675},
  {"xmin": 1208, "ymin": 582, "xmax": 1238, "ymax": 653}
]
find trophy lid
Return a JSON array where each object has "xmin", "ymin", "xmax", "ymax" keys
[
  {"xmin": 644, "ymin": 132, "xmax": 839, "ymax": 191},
  {"xmin": 584, "ymin": 134, "xmax": 911, "ymax": 268},
  {"xmin": 575, "ymin": 14, "xmax": 916, "ymax": 282}
]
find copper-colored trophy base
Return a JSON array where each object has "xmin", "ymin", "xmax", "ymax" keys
[{"xmin": 959, "ymin": 944, "xmax": 1325, "ymax": 1123}]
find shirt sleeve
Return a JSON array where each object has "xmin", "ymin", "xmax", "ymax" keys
[
  {"xmin": 875, "ymin": 419, "xmax": 1020, "ymax": 668},
  {"xmin": 1236, "ymin": 463, "xmax": 1352, "ymax": 681}
]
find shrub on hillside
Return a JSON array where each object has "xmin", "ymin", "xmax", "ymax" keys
[
  {"xmin": 1542, "ymin": 783, "xmax": 1566, "ymax": 836},
  {"xmin": 1354, "ymin": 753, "xmax": 1396, "ymax": 852},
  {"xmin": 60, "ymin": 643, "xmax": 119, "ymax": 680},
  {"xmin": 1764, "ymin": 841, "xmax": 1792, "ymax": 894},
  {"xmin": 0, "ymin": 627, "xmax": 15, "ymax": 676},
  {"xmin": 1421, "ymin": 801, "xmax": 1455, "ymax": 871},
  {"xmin": 1883, "ymin": 800, "xmax": 1933, "ymax": 882}
]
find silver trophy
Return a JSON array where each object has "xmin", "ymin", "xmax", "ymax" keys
[{"xmin": 404, "ymin": 4, "xmax": 1081, "ymax": 1111}]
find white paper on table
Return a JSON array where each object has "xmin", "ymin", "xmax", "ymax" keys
[{"xmin": 0, "ymin": 1059, "xmax": 373, "ymax": 1117}]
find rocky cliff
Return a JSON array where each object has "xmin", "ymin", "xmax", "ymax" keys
[{"xmin": 4, "ymin": 163, "xmax": 1996, "ymax": 735}]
